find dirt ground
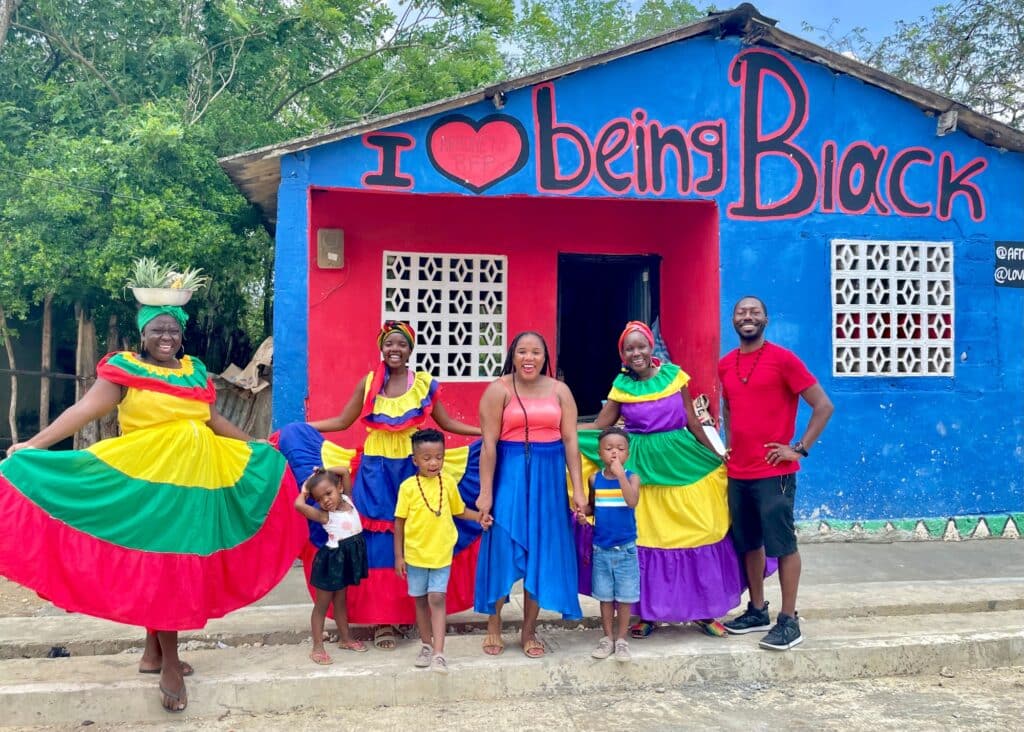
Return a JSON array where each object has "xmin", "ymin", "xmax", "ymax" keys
[
  {"xmin": 0, "ymin": 578, "xmax": 49, "ymax": 618},
  {"xmin": 3, "ymin": 666, "xmax": 1023, "ymax": 731}
]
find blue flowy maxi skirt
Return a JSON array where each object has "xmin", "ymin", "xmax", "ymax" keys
[{"xmin": 474, "ymin": 440, "xmax": 582, "ymax": 619}]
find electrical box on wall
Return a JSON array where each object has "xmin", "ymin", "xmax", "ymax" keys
[{"xmin": 317, "ymin": 229, "xmax": 344, "ymax": 268}]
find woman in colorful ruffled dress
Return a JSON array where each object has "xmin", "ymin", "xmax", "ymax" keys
[
  {"xmin": 578, "ymin": 321, "xmax": 740, "ymax": 638},
  {"xmin": 275, "ymin": 321, "xmax": 482, "ymax": 650},
  {"xmin": 0, "ymin": 305, "xmax": 306, "ymax": 713}
]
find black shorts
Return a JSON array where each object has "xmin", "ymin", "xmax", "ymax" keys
[{"xmin": 728, "ymin": 474, "xmax": 798, "ymax": 558}]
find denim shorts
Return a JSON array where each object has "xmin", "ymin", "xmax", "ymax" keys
[
  {"xmin": 591, "ymin": 542, "xmax": 640, "ymax": 603},
  {"xmin": 405, "ymin": 564, "xmax": 451, "ymax": 597}
]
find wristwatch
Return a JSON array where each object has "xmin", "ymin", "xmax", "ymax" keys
[{"xmin": 792, "ymin": 441, "xmax": 809, "ymax": 457}]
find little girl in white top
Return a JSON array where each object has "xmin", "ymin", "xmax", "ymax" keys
[{"xmin": 294, "ymin": 466, "xmax": 369, "ymax": 664}]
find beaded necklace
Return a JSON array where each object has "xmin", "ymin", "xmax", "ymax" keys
[
  {"xmin": 735, "ymin": 343, "xmax": 766, "ymax": 384},
  {"xmin": 414, "ymin": 474, "xmax": 444, "ymax": 517}
]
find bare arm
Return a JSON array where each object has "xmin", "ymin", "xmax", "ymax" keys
[
  {"xmin": 293, "ymin": 486, "xmax": 328, "ymax": 524},
  {"xmin": 394, "ymin": 517, "xmax": 407, "ymax": 577},
  {"xmin": 557, "ymin": 381, "xmax": 587, "ymax": 513},
  {"xmin": 621, "ymin": 470, "xmax": 641, "ymax": 508},
  {"xmin": 308, "ymin": 376, "xmax": 367, "ymax": 433},
  {"xmin": 797, "ymin": 384, "xmax": 834, "ymax": 450},
  {"xmin": 722, "ymin": 399, "xmax": 731, "ymax": 461},
  {"xmin": 7, "ymin": 378, "xmax": 122, "ymax": 455},
  {"xmin": 765, "ymin": 383, "xmax": 835, "ymax": 465},
  {"xmin": 577, "ymin": 398, "xmax": 621, "ymax": 431},
  {"xmin": 432, "ymin": 399, "xmax": 481, "ymax": 436},
  {"xmin": 476, "ymin": 380, "xmax": 507, "ymax": 518},
  {"xmin": 207, "ymin": 407, "xmax": 254, "ymax": 441},
  {"xmin": 328, "ymin": 466, "xmax": 352, "ymax": 497},
  {"xmin": 681, "ymin": 385, "xmax": 719, "ymax": 454}
]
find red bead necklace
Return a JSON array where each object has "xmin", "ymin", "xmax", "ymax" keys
[
  {"xmin": 415, "ymin": 474, "xmax": 444, "ymax": 517},
  {"xmin": 736, "ymin": 343, "xmax": 766, "ymax": 384}
]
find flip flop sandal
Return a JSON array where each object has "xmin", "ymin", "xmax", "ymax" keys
[
  {"xmin": 309, "ymin": 649, "xmax": 333, "ymax": 665},
  {"xmin": 140, "ymin": 660, "xmax": 194, "ymax": 676},
  {"xmin": 339, "ymin": 639, "xmax": 368, "ymax": 652},
  {"xmin": 482, "ymin": 633, "xmax": 505, "ymax": 656},
  {"xmin": 630, "ymin": 621, "xmax": 655, "ymax": 639},
  {"xmin": 695, "ymin": 619, "xmax": 729, "ymax": 638},
  {"xmin": 159, "ymin": 683, "xmax": 187, "ymax": 713},
  {"xmin": 522, "ymin": 639, "xmax": 545, "ymax": 659},
  {"xmin": 373, "ymin": 625, "xmax": 399, "ymax": 651}
]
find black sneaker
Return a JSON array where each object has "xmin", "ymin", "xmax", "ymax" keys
[
  {"xmin": 724, "ymin": 601, "xmax": 771, "ymax": 634},
  {"xmin": 759, "ymin": 612, "xmax": 803, "ymax": 651}
]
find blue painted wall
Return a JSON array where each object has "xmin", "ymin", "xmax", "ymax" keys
[{"xmin": 273, "ymin": 34, "xmax": 1024, "ymax": 522}]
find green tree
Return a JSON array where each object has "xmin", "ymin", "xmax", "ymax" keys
[
  {"xmin": 809, "ymin": 0, "xmax": 1024, "ymax": 130},
  {"xmin": 508, "ymin": 0, "xmax": 704, "ymax": 75}
]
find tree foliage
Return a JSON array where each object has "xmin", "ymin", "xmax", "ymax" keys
[
  {"xmin": 507, "ymin": 0, "xmax": 704, "ymax": 75},
  {"xmin": 0, "ymin": 0, "xmax": 515, "ymax": 380},
  {"xmin": 810, "ymin": 0, "xmax": 1024, "ymax": 130}
]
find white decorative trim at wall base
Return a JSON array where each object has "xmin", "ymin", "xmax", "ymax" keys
[{"xmin": 797, "ymin": 513, "xmax": 1022, "ymax": 542}]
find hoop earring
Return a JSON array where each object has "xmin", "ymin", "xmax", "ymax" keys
[{"xmin": 175, "ymin": 343, "xmax": 185, "ymax": 359}]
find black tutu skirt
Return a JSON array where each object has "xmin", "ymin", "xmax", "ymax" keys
[{"xmin": 310, "ymin": 533, "xmax": 369, "ymax": 591}]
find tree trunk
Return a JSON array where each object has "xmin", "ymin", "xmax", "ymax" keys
[
  {"xmin": 0, "ymin": 1, "xmax": 21, "ymax": 54},
  {"xmin": 73, "ymin": 303, "xmax": 99, "ymax": 449},
  {"xmin": 0, "ymin": 304, "xmax": 18, "ymax": 443},
  {"xmin": 100, "ymin": 313, "xmax": 120, "ymax": 439},
  {"xmin": 39, "ymin": 292, "xmax": 53, "ymax": 429}
]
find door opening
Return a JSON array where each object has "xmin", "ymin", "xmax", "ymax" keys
[{"xmin": 557, "ymin": 254, "xmax": 662, "ymax": 419}]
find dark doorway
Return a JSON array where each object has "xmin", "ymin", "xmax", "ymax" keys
[{"xmin": 557, "ymin": 254, "xmax": 661, "ymax": 418}]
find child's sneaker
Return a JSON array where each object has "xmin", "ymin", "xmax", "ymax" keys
[
  {"xmin": 759, "ymin": 612, "xmax": 803, "ymax": 651},
  {"xmin": 614, "ymin": 639, "xmax": 631, "ymax": 663},
  {"xmin": 724, "ymin": 601, "xmax": 771, "ymax": 634},
  {"xmin": 414, "ymin": 643, "xmax": 432, "ymax": 668},
  {"xmin": 591, "ymin": 636, "xmax": 614, "ymax": 659},
  {"xmin": 430, "ymin": 653, "xmax": 449, "ymax": 674}
]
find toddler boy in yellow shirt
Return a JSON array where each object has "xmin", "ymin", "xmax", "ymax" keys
[{"xmin": 395, "ymin": 429, "xmax": 491, "ymax": 673}]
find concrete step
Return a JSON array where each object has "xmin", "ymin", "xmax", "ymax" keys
[
  {"xmin": 3, "ymin": 577, "xmax": 1023, "ymax": 660},
  {"xmin": 1, "ymin": 609, "xmax": 1022, "ymax": 726}
]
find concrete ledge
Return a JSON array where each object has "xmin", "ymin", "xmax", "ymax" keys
[
  {"xmin": 3, "ymin": 578, "xmax": 1024, "ymax": 660},
  {"xmin": 0, "ymin": 610, "xmax": 1022, "ymax": 726}
]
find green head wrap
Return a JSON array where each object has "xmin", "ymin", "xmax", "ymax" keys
[{"xmin": 137, "ymin": 305, "xmax": 188, "ymax": 333}]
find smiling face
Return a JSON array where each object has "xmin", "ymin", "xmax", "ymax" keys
[
  {"xmin": 141, "ymin": 314, "xmax": 183, "ymax": 364},
  {"xmin": 512, "ymin": 333, "xmax": 547, "ymax": 381},
  {"xmin": 620, "ymin": 331, "xmax": 654, "ymax": 376},
  {"xmin": 380, "ymin": 332, "xmax": 412, "ymax": 370},
  {"xmin": 732, "ymin": 297, "xmax": 768, "ymax": 344},
  {"xmin": 411, "ymin": 440, "xmax": 445, "ymax": 478}
]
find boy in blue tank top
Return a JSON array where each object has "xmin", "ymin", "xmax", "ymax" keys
[{"xmin": 577, "ymin": 426, "xmax": 641, "ymax": 662}]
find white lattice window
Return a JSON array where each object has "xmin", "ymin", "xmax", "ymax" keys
[
  {"xmin": 382, "ymin": 251, "xmax": 506, "ymax": 380},
  {"xmin": 831, "ymin": 239, "xmax": 954, "ymax": 377}
]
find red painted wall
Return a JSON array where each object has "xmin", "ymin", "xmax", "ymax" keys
[{"xmin": 307, "ymin": 188, "xmax": 719, "ymax": 446}]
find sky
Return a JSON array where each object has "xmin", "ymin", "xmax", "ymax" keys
[{"xmin": 734, "ymin": 0, "xmax": 942, "ymax": 43}]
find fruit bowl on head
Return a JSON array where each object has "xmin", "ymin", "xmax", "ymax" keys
[{"xmin": 131, "ymin": 287, "xmax": 194, "ymax": 306}]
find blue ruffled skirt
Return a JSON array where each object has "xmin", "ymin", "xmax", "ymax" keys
[{"xmin": 474, "ymin": 440, "xmax": 581, "ymax": 619}]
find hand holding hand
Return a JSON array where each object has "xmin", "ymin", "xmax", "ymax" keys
[{"xmin": 479, "ymin": 513, "xmax": 494, "ymax": 530}]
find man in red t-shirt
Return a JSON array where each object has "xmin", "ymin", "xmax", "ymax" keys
[{"xmin": 719, "ymin": 296, "xmax": 834, "ymax": 651}]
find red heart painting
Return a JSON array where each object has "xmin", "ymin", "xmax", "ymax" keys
[{"xmin": 427, "ymin": 114, "xmax": 529, "ymax": 194}]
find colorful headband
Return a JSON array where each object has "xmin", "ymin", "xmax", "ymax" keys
[
  {"xmin": 617, "ymin": 320, "xmax": 655, "ymax": 357},
  {"xmin": 377, "ymin": 320, "xmax": 415, "ymax": 351},
  {"xmin": 137, "ymin": 305, "xmax": 188, "ymax": 333}
]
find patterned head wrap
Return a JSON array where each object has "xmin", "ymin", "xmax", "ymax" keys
[
  {"xmin": 617, "ymin": 320, "xmax": 655, "ymax": 357},
  {"xmin": 137, "ymin": 305, "xmax": 188, "ymax": 333},
  {"xmin": 377, "ymin": 320, "xmax": 415, "ymax": 351}
]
